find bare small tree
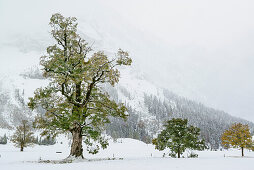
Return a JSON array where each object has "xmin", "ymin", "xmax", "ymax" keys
[{"xmin": 11, "ymin": 120, "xmax": 35, "ymax": 151}]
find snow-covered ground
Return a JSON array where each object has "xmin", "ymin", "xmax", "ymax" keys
[{"xmin": 0, "ymin": 137, "xmax": 253, "ymax": 170}]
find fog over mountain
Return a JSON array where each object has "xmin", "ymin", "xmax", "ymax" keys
[{"xmin": 0, "ymin": 0, "xmax": 253, "ymax": 122}]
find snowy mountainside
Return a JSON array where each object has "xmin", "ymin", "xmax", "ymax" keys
[
  {"xmin": 0, "ymin": 64, "xmax": 156, "ymax": 127},
  {"xmin": 0, "ymin": 72, "xmax": 48, "ymax": 128},
  {"xmin": 115, "ymin": 67, "xmax": 165, "ymax": 115},
  {"xmin": 0, "ymin": 5, "xmax": 253, "ymax": 149},
  {"xmin": 0, "ymin": 63, "xmax": 253, "ymax": 149},
  {"xmin": 104, "ymin": 68, "xmax": 254, "ymax": 148}
]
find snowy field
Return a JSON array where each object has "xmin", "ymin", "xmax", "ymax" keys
[{"xmin": 0, "ymin": 138, "xmax": 254, "ymax": 170}]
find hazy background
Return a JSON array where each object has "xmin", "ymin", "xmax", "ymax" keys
[{"xmin": 0, "ymin": 0, "xmax": 253, "ymax": 121}]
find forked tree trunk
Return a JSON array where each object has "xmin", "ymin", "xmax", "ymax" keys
[
  {"xmin": 241, "ymin": 147, "xmax": 244, "ymax": 157},
  {"xmin": 69, "ymin": 123, "xmax": 83, "ymax": 158}
]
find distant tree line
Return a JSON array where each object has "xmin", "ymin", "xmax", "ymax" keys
[
  {"xmin": 34, "ymin": 136, "xmax": 56, "ymax": 145},
  {"xmin": 106, "ymin": 106, "xmax": 152, "ymax": 144}
]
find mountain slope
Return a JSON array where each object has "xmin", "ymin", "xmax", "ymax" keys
[
  {"xmin": 0, "ymin": 59, "xmax": 253, "ymax": 149},
  {"xmin": 104, "ymin": 69, "xmax": 254, "ymax": 149},
  {"xmin": 0, "ymin": 2, "xmax": 253, "ymax": 149}
]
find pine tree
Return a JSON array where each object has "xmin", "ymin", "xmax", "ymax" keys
[
  {"xmin": 11, "ymin": 120, "xmax": 35, "ymax": 151},
  {"xmin": 28, "ymin": 13, "xmax": 132, "ymax": 158},
  {"xmin": 0, "ymin": 134, "xmax": 7, "ymax": 144},
  {"xmin": 153, "ymin": 118, "xmax": 206, "ymax": 158},
  {"xmin": 221, "ymin": 123, "xmax": 253, "ymax": 156}
]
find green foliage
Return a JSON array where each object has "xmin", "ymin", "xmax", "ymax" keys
[
  {"xmin": 11, "ymin": 120, "xmax": 35, "ymax": 151},
  {"xmin": 28, "ymin": 13, "xmax": 132, "ymax": 156},
  {"xmin": 153, "ymin": 118, "xmax": 206, "ymax": 158},
  {"xmin": 0, "ymin": 134, "xmax": 7, "ymax": 144}
]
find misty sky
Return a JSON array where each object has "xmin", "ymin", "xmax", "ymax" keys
[
  {"xmin": 106, "ymin": 0, "xmax": 254, "ymax": 121},
  {"xmin": 0, "ymin": 0, "xmax": 254, "ymax": 121}
]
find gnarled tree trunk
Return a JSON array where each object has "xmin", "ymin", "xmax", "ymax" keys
[{"xmin": 69, "ymin": 123, "xmax": 83, "ymax": 158}]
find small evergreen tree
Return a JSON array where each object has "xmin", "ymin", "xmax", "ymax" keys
[
  {"xmin": 0, "ymin": 134, "xmax": 7, "ymax": 144},
  {"xmin": 11, "ymin": 120, "xmax": 35, "ymax": 151},
  {"xmin": 153, "ymin": 118, "xmax": 206, "ymax": 158},
  {"xmin": 221, "ymin": 123, "xmax": 253, "ymax": 156}
]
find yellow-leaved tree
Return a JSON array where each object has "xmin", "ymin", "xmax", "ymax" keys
[{"xmin": 221, "ymin": 123, "xmax": 253, "ymax": 156}]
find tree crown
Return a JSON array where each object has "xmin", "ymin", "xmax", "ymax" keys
[
  {"xmin": 221, "ymin": 123, "xmax": 253, "ymax": 149},
  {"xmin": 11, "ymin": 120, "xmax": 35, "ymax": 148},
  {"xmin": 28, "ymin": 13, "xmax": 132, "ymax": 154},
  {"xmin": 153, "ymin": 118, "xmax": 206, "ymax": 158}
]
